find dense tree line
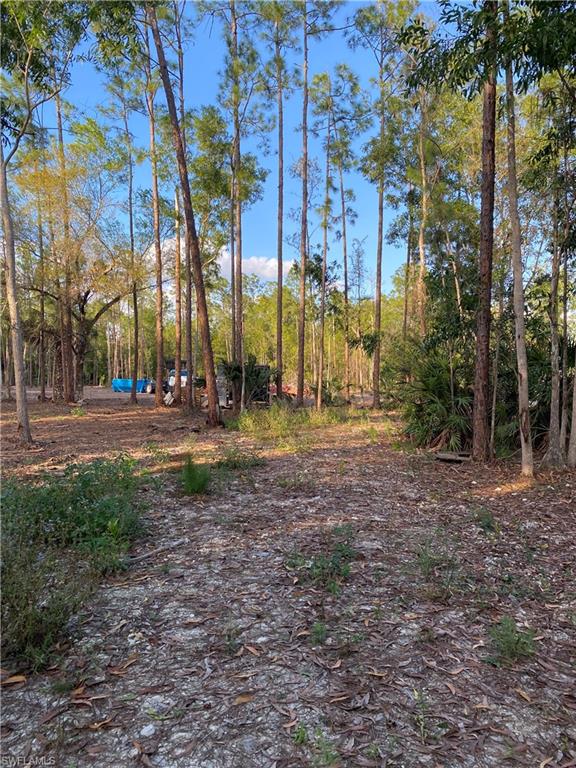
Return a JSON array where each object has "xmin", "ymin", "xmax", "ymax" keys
[{"xmin": 1, "ymin": 0, "xmax": 575, "ymax": 471}]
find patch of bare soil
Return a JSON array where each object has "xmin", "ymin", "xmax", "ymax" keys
[
  {"xmin": 1, "ymin": 416, "xmax": 575, "ymax": 767},
  {"xmin": 1, "ymin": 387, "xmax": 208, "ymax": 477}
]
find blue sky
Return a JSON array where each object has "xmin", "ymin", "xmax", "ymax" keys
[{"xmin": 44, "ymin": 1, "xmax": 441, "ymax": 295}]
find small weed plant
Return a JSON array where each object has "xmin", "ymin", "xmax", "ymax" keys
[
  {"xmin": 70, "ymin": 406, "xmax": 86, "ymax": 417},
  {"xmin": 311, "ymin": 731, "xmax": 339, "ymax": 767},
  {"xmin": 285, "ymin": 525, "xmax": 356, "ymax": 594},
  {"xmin": 475, "ymin": 507, "xmax": 498, "ymax": 535},
  {"xmin": 415, "ymin": 542, "xmax": 453, "ymax": 580},
  {"xmin": 488, "ymin": 616, "xmax": 535, "ymax": 664},
  {"xmin": 181, "ymin": 455, "xmax": 210, "ymax": 494},
  {"xmin": 293, "ymin": 723, "xmax": 309, "ymax": 745},
  {"xmin": 310, "ymin": 621, "xmax": 328, "ymax": 645}
]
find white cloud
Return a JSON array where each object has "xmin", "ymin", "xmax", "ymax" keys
[{"xmin": 218, "ymin": 247, "xmax": 293, "ymax": 282}]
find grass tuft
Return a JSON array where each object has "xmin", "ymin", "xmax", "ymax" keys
[
  {"xmin": 181, "ymin": 455, "xmax": 210, "ymax": 494},
  {"xmin": 488, "ymin": 616, "xmax": 535, "ymax": 664}
]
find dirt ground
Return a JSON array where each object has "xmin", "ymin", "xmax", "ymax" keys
[
  {"xmin": 1, "ymin": 387, "xmax": 208, "ymax": 476},
  {"xmin": 1, "ymin": 391, "xmax": 575, "ymax": 767}
]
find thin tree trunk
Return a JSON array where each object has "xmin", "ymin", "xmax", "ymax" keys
[
  {"xmin": 0, "ymin": 141, "xmax": 32, "ymax": 442},
  {"xmin": 505, "ymin": 52, "xmax": 533, "ymax": 476},
  {"xmin": 296, "ymin": 1, "xmax": 308, "ymax": 407},
  {"xmin": 147, "ymin": 3, "xmax": 220, "ymax": 426},
  {"xmin": 472, "ymin": 7, "xmax": 496, "ymax": 463},
  {"xmin": 106, "ymin": 325, "xmax": 112, "ymax": 386},
  {"xmin": 402, "ymin": 185, "xmax": 414, "ymax": 341},
  {"xmin": 560, "ymin": 246, "xmax": 569, "ymax": 449},
  {"xmin": 543, "ymin": 186, "xmax": 564, "ymax": 467},
  {"xmin": 275, "ymin": 23, "xmax": 284, "ymax": 401},
  {"xmin": 316, "ymin": 114, "xmax": 331, "ymax": 410},
  {"xmin": 372, "ymin": 48, "xmax": 386, "ymax": 409},
  {"xmin": 338, "ymin": 162, "xmax": 351, "ymax": 403},
  {"xmin": 123, "ymin": 101, "xmax": 139, "ymax": 405},
  {"xmin": 36, "ymin": 181, "xmax": 46, "ymax": 402},
  {"xmin": 174, "ymin": 188, "xmax": 182, "ymax": 404},
  {"xmin": 173, "ymin": 2, "xmax": 193, "ymax": 413},
  {"xmin": 55, "ymin": 89, "xmax": 75, "ymax": 403},
  {"xmin": 416, "ymin": 92, "xmax": 428, "ymax": 337},
  {"xmin": 567, "ymin": 348, "xmax": 576, "ymax": 468},
  {"xmin": 230, "ymin": 0, "xmax": 243, "ymax": 411},
  {"xmin": 144, "ymin": 34, "xmax": 164, "ymax": 410},
  {"xmin": 489, "ymin": 283, "xmax": 505, "ymax": 456}
]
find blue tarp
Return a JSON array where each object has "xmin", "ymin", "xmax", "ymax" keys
[{"xmin": 111, "ymin": 378, "xmax": 148, "ymax": 393}]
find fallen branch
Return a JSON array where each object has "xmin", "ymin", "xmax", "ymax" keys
[{"xmin": 126, "ymin": 538, "xmax": 187, "ymax": 564}]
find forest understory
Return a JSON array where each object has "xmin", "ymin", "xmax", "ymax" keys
[{"xmin": 1, "ymin": 394, "xmax": 575, "ymax": 768}]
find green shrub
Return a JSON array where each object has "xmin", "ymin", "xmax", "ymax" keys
[
  {"xmin": 488, "ymin": 616, "xmax": 535, "ymax": 664},
  {"xmin": 1, "ymin": 458, "xmax": 140, "ymax": 668},
  {"xmin": 181, "ymin": 455, "xmax": 210, "ymax": 494}
]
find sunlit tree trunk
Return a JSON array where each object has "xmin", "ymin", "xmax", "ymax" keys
[
  {"xmin": 472, "ymin": 7, "xmax": 496, "ymax": 463},
  {"xmin": 402, "ymin": 185, "xmax": 414, "ymax": 342},
  {"xmin": 230, "ymin": 0, "xmax": 244, "ymax": 411},
  {"xmin": 120, "ymin": 102, "xmax": 139, "ymax": 405},
  {"xmin": 275, "ymin": 21, "xmax": 284, "ymax": 401},
  {"xmin": 36, "ymin": 177, "xmax": 47, "ymax": 402},
  {"xmin": 147, "ymin": 3, "xmax": 220, "ymax": 426},
  {"xmin": 543, "ymin": 188, "xmax": 564, "ymax": 467},
  {"xmin": 416, "ymin": 91, "xmax": 428, "ymax": 338},
  {"xmin": 55, "ymin": 89, "xmax": 75, "ymax": 403},
  {"xmin": 296, "ymin": 1, "xmax": 308, "ymax": 407},
  {"xmin": 316, "ymin": 114, "xmax": 331, "ymax": 410},
  {"xmin": 0, "ymin": 141, "xmax": 32, "ymax": 442},
  {"xmin": 372, "ymin": 44, "xmax": 385, "ymax": 409},
  {"xmin": 505, "ymin": 52, "xmax": 533, "ymax": 476},
  {"xmin": 338, "ymin": 162, "xmax": 351, "ymax": 403},
  {"xmin": 173, "ymin": 5, "xmax": 194, "ymax": 414},
  {"xmin": 144, "ymin": 36, "xmax": 164, "ymax": 409},
  {"xmin": 174, "ymin": 188, "xmax": 182, "ymax": 404}
]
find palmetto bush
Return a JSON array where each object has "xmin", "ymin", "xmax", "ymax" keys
[{"xmin": 386, "ymin": 345, "xmax": 473, "ymax": 451}]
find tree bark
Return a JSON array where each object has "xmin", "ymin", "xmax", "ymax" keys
[
  {"xmin": 36, "ymin": 177, "xmax": 47, "ymax": 403},
  {"xmin": 568, "ymin": 348, "xmax": 576, "ymax": 468},
  {"xmin": 296, "ymin": 1, "xmax": 308, "ymax": 407},
  {"xmin": 122, "ymin": 100, "xmax": 139, "ymax": 406},
  {"xmin": 275, "ymin": 22, "xmax": 284, "ymax": 401},
  {"xmin": 173, "ymin": 3, "xmax": 194, "ymax": 414},
  {"xmin": 174, "ymin": 188, "xmax": 182, "ymax": 404},
  {"xmin": 338, "ymin": 161, "xmax": 350, "ymax": 402},
  {"xmin": 0, "ymin": 141, "xmax": 32, "ymax": 442},
  {"xmin": 372, "ymin": 44, "xmax": 386, "ymax": 409},
  {"xmin": 55, "ymin": 89, "xmax": 75, "ymax": 403},
  {"xmin": 416, "ymin": 91, "xmax": 428, "ymax": 337},
  {"xmin": 402, "ymin": 185, "xmax": 414, "ymax": 342},
  {"xmin": 316, "ymin": 113, "xmax": 331, "ymax": 410},
  {"xmin": 560, "ymin": 247, "xmax": 569, "ymax": 449},
  {"xmin": 147, "ymin": 3, "xmax": 220, "ymax": 426},
  {"xmin": 472, "ymin": 8, "xmax": 496, "ymax": 463},
  {"xmin": 542, "ymin": 186, "xmax": 564, "ymax": 467},
  {"xmin": 505, "ymin": 54, "xmax": 533, "ymax": 476},
  {"xmin": 144, "ymin": 43, "xmax": 164, "ymax": 410},
  {"xmin": 230, "ymin": 0, "xmax": 244, "ymax": 411}
]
